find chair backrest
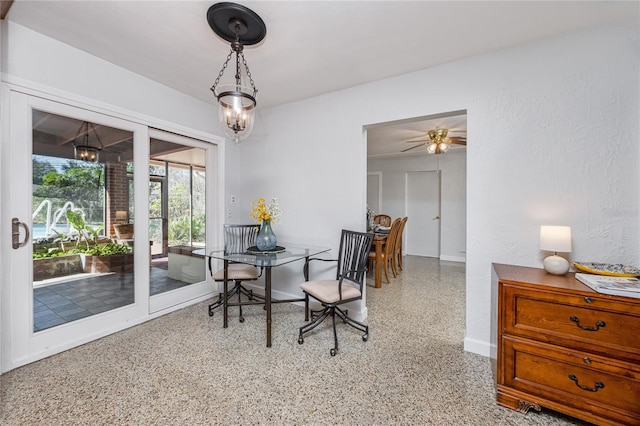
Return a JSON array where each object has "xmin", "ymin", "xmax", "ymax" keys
[
  {"xmin": 394, "ymin": 217, "xmax": 408, "ymax": 254},
  {"xmin": 335, "ymin": 229, "xmax": 374, "ymax": 290},
  {"xmin": 384, "ymin": 218, "xmax": 402, "ymax": 258},
  {"xmin": 373, "ymin": 214, "xmax": 392, "ymax": 227},
  {"xmin": 223, "ymin": 224, "xmax": 260, "ymax": 254}
]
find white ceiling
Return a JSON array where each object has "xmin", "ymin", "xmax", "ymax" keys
[{"xmin": 6, "ymin": 1, "xmax": 638, "ymax": 157}]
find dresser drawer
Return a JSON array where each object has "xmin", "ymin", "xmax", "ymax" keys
[
  {"xmin": 502, "ymin": 336, "xmax": 640, "ymax": 424},
  {"xmin": 502, "ymin": 284, "xmax": 640, "ymax": 362}
]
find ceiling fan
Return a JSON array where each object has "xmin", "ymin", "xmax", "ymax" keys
[{"xmin": 401, "ymin": 128, "xmax": 467, "ymax": 154}]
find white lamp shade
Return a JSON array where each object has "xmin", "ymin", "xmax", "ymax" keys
[{"xmin": 539, "ymin": 226, "xmax": 572, "ymax": 253}]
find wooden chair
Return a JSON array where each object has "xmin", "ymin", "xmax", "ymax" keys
[
  {"xmin": 392, "ymin": 217, "xmax": 408, "ymax": 274},
  {"xmin": 373, "ymin": 214, "xmax": 391, "ymax": 227},
  {"xmin": 368, "ymin": 217, "xmax": 402, "ymax": 284}
]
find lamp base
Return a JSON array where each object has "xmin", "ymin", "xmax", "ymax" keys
[{"xmin": 543, "ymin": 255, "xmax": 570, "ymax": 275}]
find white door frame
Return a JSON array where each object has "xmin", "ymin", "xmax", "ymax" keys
[{"xmin": 1, "ymin": 86, "xmax": 223, "ymax": 373}]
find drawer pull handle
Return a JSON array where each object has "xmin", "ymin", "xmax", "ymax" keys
[
  {"xmin": 584, "ymin": 297, "xmax": 593, "ymax": 304},
  {"xmin": 568, "ymin": 374, "xmax": 604, "ymax": 392},
  {"xmin": 582, "ymin": 357, "xmax": 592, "ymax": 365},
  {"xmin": 570, "ymin": 316, "xmax": 605, "ymax": 331}
]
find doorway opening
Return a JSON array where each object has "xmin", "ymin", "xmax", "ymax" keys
[{"xmin": 365, "ymin": 110, "xmax": 467, "ymax": 267}]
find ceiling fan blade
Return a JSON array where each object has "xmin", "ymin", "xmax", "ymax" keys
[
  {"xmin": 401, "ymin": 144, "xmax": 425, "ymax": 153},
  {"xmin": 449, "ymin": 138, "xmax": 466, "ymax": 146},
  {"xmin": 404, "ymin": 139, "xmax": 428, "ymax": 144}
]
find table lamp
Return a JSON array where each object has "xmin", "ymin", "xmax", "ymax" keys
[{"xmin": 539, "ymin": 226, "xmax": 572, "ymax": 275}]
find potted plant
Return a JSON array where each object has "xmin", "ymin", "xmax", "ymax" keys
[{"xmin": 33, "ymin": 211, "xmax": 133, "ymax": 280}]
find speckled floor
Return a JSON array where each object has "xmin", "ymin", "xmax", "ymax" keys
[{"xmin": 0, "ymin": 256, "xmax": 591, "ymax": 425}]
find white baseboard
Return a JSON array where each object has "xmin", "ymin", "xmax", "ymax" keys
[
  {"xmin": 464, "ymin": 337, "xmax": 491, "ymax": 357},
  {"xmin": 440, "ymin": 255, "xmax": 466, "ymax": 263}
]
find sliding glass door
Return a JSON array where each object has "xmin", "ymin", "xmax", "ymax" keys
[
  {"xmin": 5, "ymin": 93, "xmax": 149, "ymax": 368},
  {"xmin": 148, "ymin": 129, "xmax": 216, "ymax": 313},
  {"xmin": 3, "ymin": 90, "xmax": 221, "ymax": 372}
]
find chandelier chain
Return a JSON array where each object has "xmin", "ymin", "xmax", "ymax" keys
[
  {"xmin": 239, "ymin": 51, "xmax": 257, "ymax": 97},
  {"xmin": 211, "ymin": 49, "xmax": 234, "ymax": 92},
  {"xmin": 210, "ymin": 49, "xmax": 257, "ymax": 98}
]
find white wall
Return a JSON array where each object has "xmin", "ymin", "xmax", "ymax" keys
[
  {"xmin": 235, "ymin": 23, "xmax": 639, "ymax": 356},
  {"xmin": 1, "ymin": 22, "xmax": 218, "ymax": 133},
  {"xmin": 368, "ymin": 151, "xmax": 467, "ymax": 262}
]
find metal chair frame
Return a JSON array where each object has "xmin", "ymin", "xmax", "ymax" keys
[
  {"xmin": 298, "ymin": 229, "xmax": 374, "ymax": 356},
  {"xmin": 207, "ymin": 224, "xmax": 264, "ymax": 322}
]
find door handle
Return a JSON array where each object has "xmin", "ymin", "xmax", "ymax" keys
[
  {"xmin": 432, "ymin": 216, "xmax": 440, "ymax": 220},
  {"xmin": 12, "ymin": 217, "xmax": 30, "ymax": 249}
]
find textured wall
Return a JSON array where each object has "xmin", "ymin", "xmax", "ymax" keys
[{"xmin": 238, "ymin": 23, "xmax": 639, "ymax": 356}]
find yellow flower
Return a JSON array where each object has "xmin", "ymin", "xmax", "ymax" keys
[{"xmin": 250, "ymin": 197, "xmax": 281, "ymax": 224}]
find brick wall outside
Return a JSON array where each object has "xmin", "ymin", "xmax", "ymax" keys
[{"xmin": 105, "ymin": 162, "xmax": 130, "ymax": 237}]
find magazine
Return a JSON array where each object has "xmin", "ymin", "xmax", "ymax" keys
[{"xmin": 575, "ymin": 273, "xmax": 640, "ymax": 298}]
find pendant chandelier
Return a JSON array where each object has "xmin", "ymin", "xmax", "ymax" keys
[
  {"xmin": 207, "ymin": 2, "xmax": 266, "ymax": 143},
  {"xmin": 73, "ymin": 121, "xmax": 103, "ymax": 163}
]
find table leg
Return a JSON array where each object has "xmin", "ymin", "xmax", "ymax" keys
[
  {"xmin": 304, "ymin": 256, "xmax": 310, "ymax": 322},
  {"xmin": 375, "ymin": 240, "xmax": 382, "ymax": 289},
  {"xmin": 266, "ymin": 266, "xmax": 272, "ymax": 347},
  {"xmin": 223, "ymin": 259, "xmax": 229, "ymax": 329}
]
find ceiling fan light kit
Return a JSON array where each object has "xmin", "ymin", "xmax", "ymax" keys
[
  {"xmin": 401, "ymin": 127, "xmax": 466, "ymax": 155},
  {"xmin": 207, "ymin": 2, "xmax": 266, "ymax": 143}
]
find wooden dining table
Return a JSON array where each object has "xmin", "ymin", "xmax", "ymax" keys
[{"xmin": 372, "ymin": 233, "xmax": 387, "ymax": 288}]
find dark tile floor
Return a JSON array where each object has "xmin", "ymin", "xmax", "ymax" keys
[{"xmin": 33, "ymin": 257, "xmax": 194, "ymax": 332}]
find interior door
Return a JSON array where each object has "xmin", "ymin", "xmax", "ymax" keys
[
  {"xmin": 367, "ymin": 172, "xmax": 382, "ymax": 215},
  {"xmin": 4, "ymin": 92, "xmax": 149, "ymax": 371},
  {"xmin": 405, "ymin": 171, "xmax": 441, "ymax": 257}
]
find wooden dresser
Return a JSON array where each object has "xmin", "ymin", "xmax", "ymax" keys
[{"xmin": 491, "ymin": 263, "xmax": 640, "ymax": 425}]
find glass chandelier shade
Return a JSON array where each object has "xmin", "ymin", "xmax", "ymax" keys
[
  {"xmin": 426, "ymin": 141, "xmax": 450, "ymax": 154},
  {"xmin": 73, "ymin": 121, "xmax": 103, "ymax": 163},
  {"xmin": 214, "ymin": 79, "xmax": 256, "ymax": 142}
]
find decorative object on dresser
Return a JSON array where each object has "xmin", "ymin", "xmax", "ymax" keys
[
  {"xmin": 575, "ymin": 273, "xmax": 640, "ymax": 299},
  {"xmin": 491, "ymin": 264, "xmax": 640, "ymax": 425},
  {"xmin": 539, "ymin": 225, "xmax": 572, "ymax": 275},
  {"xmin": 573, "ymin": 261, "xmax": 640, "ymax": 278}
]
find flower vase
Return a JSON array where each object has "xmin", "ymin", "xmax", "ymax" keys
[{"xmin": 256, "ymin": 219, "xmax": 277, "ymax": 251}]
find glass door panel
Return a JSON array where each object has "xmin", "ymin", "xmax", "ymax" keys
[
  {"xmin": 32, "ymin": 110, "xmax": 136, "ymax": 332},
  {"xmin": 149, "ymin": 135, "xmax": 207, "ymax": 302},
  {"xmin": 5, "ymin": 92, "xmax": 149, "ymax": 371}
]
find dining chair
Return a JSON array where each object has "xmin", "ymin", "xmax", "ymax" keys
[
  {"xmin": 368, "ymin": 217, "xmax": 402, "ymax": 283},
  {"xmin": 207, "ymin": 224, "xmax": 263, "ymax": 322},
  {"xmin": 298, "ymin": 229, "xmax": 374, "ymax": 356},
  {"xmin": 373, "ymin": 214, "xmax": 392, "ymax": 227},
  {"xmin": 393, "ymin": 217, "xmax": 408, "ymax": 273}
]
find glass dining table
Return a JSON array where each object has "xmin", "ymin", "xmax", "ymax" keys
[{"xmin": 195, "ymin": 243, "xmax": 330, "ymax": 347}]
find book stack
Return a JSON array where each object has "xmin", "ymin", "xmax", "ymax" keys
[{"xmin": 575, "ymin": 273, "xmax": 640, "ymax": 299}]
